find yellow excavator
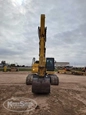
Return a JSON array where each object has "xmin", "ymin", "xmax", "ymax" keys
[{"xmin": 26, "ymin": 14, "xmax": 59, "ymax": 93}]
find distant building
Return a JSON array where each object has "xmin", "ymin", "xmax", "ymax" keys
[{"xmin": 55, "ymin": 62, "xmax": 70, "ymax": 67}]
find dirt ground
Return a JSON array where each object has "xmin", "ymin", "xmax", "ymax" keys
[{"xmin": 0, "ymin": 72, "xmax": 86, "ymax": 115}]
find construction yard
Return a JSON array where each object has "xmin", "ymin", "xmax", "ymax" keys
[{"xmin": 0, "ymin": 72, "xmax": 86, "ymax": 115}]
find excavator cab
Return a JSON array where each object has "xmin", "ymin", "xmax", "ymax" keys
[{"xmin": 46, "ymin": 58, "xmax": 55, "ymax": 71}]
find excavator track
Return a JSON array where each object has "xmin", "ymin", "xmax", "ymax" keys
[
  {"xmin": 50, "ymin": 74, "xmax": 59, "ymax": 85},
  {"xmin": 26, "ymin": 74, "xmax": 33, "ymax": 85},
  {"xmin": 26, "ymin": 74, "xmax": 59, "ymax": 85}
]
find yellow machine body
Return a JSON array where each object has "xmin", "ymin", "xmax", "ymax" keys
[
  {"xmin": 32, "ymin": 61, "xmax": 54, "ymax": 75},
  {"xmin": 32, "ymin": 62, "xmax": 38, "ymax": 73}
]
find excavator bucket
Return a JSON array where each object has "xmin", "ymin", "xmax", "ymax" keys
[{"xmin": 32, "ymin": 75, "xmax": 50, "ymax": 94}]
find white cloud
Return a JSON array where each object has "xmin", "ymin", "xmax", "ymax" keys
[{"xmin": 0, "ymin": 0, "xmax": 86, "ymax": 66}]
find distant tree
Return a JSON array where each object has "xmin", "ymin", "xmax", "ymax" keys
[
  {"xmin": 17, "ymin": 65, "xmax": 20, "ymax": 67},
  {"xmin": 10, "ymin": 64, "xmax": 16, "ymax": 67},
  {"xmin": 22, "ymin": 65, "xmax": 25, "ymax": 67},
  {"xmin": 1, "ymin": 61, "xmax": 6, "ymax": 66}
]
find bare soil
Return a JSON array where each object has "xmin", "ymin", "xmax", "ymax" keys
[{"xmin": 0, "ymin": 72, "xmax": 86, "ymax": 115}]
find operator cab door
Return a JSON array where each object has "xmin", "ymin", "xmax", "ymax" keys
[{"xmin": 46, "ymin": 58, "xmax": 55, "ymax": 71}]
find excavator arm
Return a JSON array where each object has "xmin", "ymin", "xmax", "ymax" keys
[{"xmin": 38, "ymin": 14, "xmax": 46, "ymax": 77}]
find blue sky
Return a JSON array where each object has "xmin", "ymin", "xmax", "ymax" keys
[{"xmin": 0, "ymin": 0, "xmax": 86, "ymax": 66}]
